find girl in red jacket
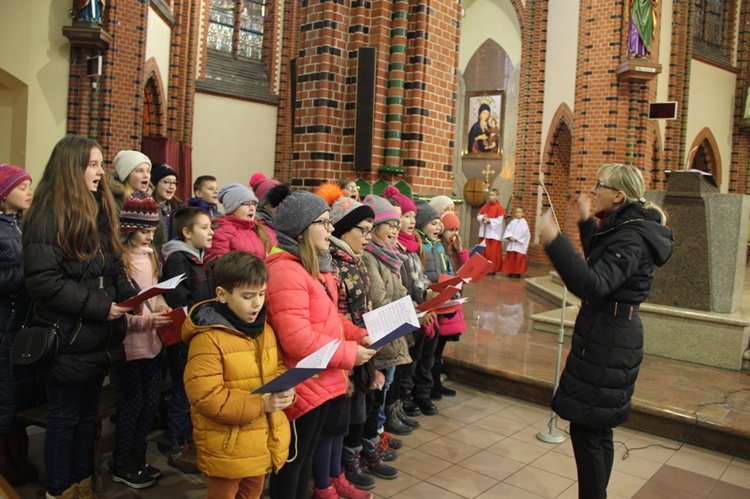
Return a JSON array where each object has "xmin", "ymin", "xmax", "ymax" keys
[
  {"xmin": 209, "ymin": 183, "xmax": 276, "ymax": 259},
  {"xmin": 264, "ymin": 191, "xmax": 376, "ymax": 499}
]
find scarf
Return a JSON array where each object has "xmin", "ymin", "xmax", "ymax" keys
[
  {"xmin": 365, "ymin": 239, "xmax": 402, "ymax": 274},
  {"xmin": 398, "ymin": 231, "xmax": 420, "ymax": 254},
  {"xmin": 276, "ymin": 230, "xmax": 333, "ymax": 273},
  {"xmin": 215, "ymin": 301, "xmax": 267, "ymax": 339}
]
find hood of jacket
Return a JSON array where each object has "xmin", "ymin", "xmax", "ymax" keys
[
  {"xmin": 600, "ymin": 202, "xmax": 674, "ymax": 267},
  {"xmin": 162, "ymin": 239, "xmax": 204, "ymax": 261},
  {"xmin": 183, "ymin": 299, "xmax": 237, "ymax": 344}
]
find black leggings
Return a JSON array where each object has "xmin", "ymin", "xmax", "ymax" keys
[{"xmin": 569, "ymin": 422, "xmax": 614, "ymax": 499}]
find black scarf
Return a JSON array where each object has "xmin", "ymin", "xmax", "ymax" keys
[{"xmin": 215, "ymin": 301, "xmax": 267, "ymax": 339}]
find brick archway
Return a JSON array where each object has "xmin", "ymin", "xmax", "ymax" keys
[
  {"xmin": 143, "ymin": 58, "xmax": 166, "ymax": 137},
  {"xmin": 540, "ymin": 104, "xmax": 574, "ymax": 240},
  {"xmin": 688, "ymin": 127, "xmax": 722, "ymax": 188}
]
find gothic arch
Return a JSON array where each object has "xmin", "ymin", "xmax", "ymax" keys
[
  {"xmin": 650, "ymin": 123, "xmax": 665, "ymax": 190},
  {"xmin": 688, "ymin": 127, "xmax": 722, "ymax": 188},
  {"xmin": 143, "ymin": 58, "xmax": 166, "ymax": 137},
  {"xmin": 541, "ymin": 106, "xmax": 574, "ymax": 239}
]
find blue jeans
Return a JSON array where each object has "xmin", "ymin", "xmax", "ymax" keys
[
  {"xmin": 44, "ymin": 378, "xmax": 103, "ymax": 495},
  {"xmin": 377, "ymin": 366, "xmax": 396, "ymax": 431},
  {"xmin": 166, "ymin": 343, "xmax": 192, "ymax": 447}
]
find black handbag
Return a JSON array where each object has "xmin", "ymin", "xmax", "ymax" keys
[{"xmin": 11, "ymin": 324, "xmax": 58, "ymax": 366}]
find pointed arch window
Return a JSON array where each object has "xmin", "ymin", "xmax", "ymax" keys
[
  {"xmin": 208, "ymin": 0, "xmax": 265, "ymax": 60},
  {"xmin": 693, "ymin": 0, "xmax": 736, "ymax": 65}
]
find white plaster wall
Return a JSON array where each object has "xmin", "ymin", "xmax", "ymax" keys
[
  {"xmin": 540, "ymin": 0, "xmax": 579, "ymax": 152},
  {"xmin": 192, "ymin": 93, "xmax": 277, "ymax": 187},
  {"xmin": 0, "ymin": 1, "xmax": 70, "ymax": 177},
  {"xmin": 460, "ymin": 0, "xmax": 521, "ymax": 71},
  {"xmin": 146, "ymin": 7, "xmax": 172, "ymax": 99},
  {"xmin": 686, "ymin": 59, "xmax": 736, "ymax": 191},
  {"xmin": 655, "ymin": 0, "xmax": 673, "ymax": 142}
]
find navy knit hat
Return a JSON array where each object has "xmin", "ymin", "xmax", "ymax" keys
[{"xmin": 273, "ymin": 191, "xmax": 330, "ymax": 239}]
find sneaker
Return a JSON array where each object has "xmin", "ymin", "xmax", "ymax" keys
[
  {"xmin": 168, "ymin": 445, "xmax": 201, "ymax": 474},
  {"xmin": 402, "ymin": 399, "xmax": 422, "ymax": 417},
  {"xmin": 382, "ymin": 432, "xmax": 403, "ymax": 450},
  {"xmin": 312, "ymin": 484, "xmax": 338, "ymax": 499},
  {"xmin": 143, "ymin": 462, "xmax": 162, "ymax": 480},
  {"xmin": 414, "ymin": 398, "xmax": 438, "ymax": 416},
  {"xmin": 111, "ymin": 467, "xmax": 156, "ymax": 489},
  {"xmin": 342, "ymin": 446, "xmax": 375, "ymax": 491},
  {"xmin": 331, "ymin": 472, "xmax": 373, "ymax": 499},
  {"xmin": 377, "ymin": 433, "xmax": 398, "ymax": 462},
  {"xmin": 360, "ymin": 437, "xmax": 398, "ymax": 479}
]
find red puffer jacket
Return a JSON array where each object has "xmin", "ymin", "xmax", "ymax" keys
[{"xmin": 265, "ymin": 250, "xmax": 367, "ymax": 421}]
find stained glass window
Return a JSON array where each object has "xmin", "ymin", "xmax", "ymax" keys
[
  {"xmin": 208, "ymin": 0, "xmax": 265, "ymax": 59},
  {"xmin": 694, "ymin": 0, "xmax": 725, "ymax": 50}
]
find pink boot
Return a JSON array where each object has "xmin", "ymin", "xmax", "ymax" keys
[
  {"xmin": 331, "ymin": 473, "xmax": 373, "ymax": 499},
  {"xmin": 312, "ymin": 484, "xmax": 340, "ymax": 499}
]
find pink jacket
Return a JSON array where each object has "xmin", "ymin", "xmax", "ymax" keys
[
  {"xmin": 208, "ymin": 216, "xmax": 277, "ymax": 259},
  {"xmin": 438, "ymin": 247, "xmax": 469, "ymax": 337},
  {"xmin": 124, "ymin": 248, "xmax": 168, "ymax": 361},
  {"xmin": 265, "ymin": 251, "xmax": 367, "ymax": 421}
]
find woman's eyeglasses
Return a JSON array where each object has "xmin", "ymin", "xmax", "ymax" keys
[
  {"xmin": 242, "ymin": 201, "xmax": 258, "ymax": 207},
  {"xmin": 345, "ymin": 185, "xmax": 360, "ymax": 192},
  {"xmin": 311, "ymin": 218, "xmax": 333, "ymax": 230},
  {"xmin": 353, "ymin": 225, "xmax": 372, "ymax": 237},
  {"xmin": 161, "ymin": 181, "xmax": 178, "ymax": 187},
  {"xmin": 595, "ymin": 180, "xmax": 618, "ymax": 192},
  {"xmin": 387, "ymin": 221, "xmax": 401, "ymax": 230}
]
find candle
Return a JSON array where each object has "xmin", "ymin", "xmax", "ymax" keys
[{"xmin": 90, "ymin": 1, "xmax": 95, "ymax": 20}]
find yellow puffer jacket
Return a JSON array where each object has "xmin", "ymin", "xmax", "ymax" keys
[{"xmin": 183, "ymin": 300, "xmax": 291, "ymax": 478}]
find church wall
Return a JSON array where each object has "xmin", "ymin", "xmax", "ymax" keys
[
  {"xmin": 0, "ymin": 1, "xmax": 71, "ymax": 177},
  {"xmin": 654, "ymin": 0, "xmax": 673, "ymax": 146},
  {"xmin": 687, "ymin": 59, "xmax": 737, "ymax": 189},
  {"xmin": 192, "ymin": 93, "xmax": 278, "ymax": 187},
  {"xmin": 459, "ymin": 0, "xmax": 521, "ymax": 71},
  {"xmin": 146, "ymin": 7, "xmax": 172, "ymax": 102}
]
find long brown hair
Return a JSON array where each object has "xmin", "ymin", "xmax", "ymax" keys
[
  {"xmin": 297, "ymin": 229, "xmax": 321, "ymax": 278},
  {"xmin": 255, "ymin": 222, "xmax": 273, "ymax": 255},
  {"xmin": 23, "ymin": 135, "xmax": 123, "ymax": 261}
]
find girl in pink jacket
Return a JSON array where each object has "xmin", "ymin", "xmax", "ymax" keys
[
  {"xmin": 209, "ymin": 183, "xmax": 277, "ymax": 259},
  {"xmin": 265, "ymin": 191, "xmax": 376, "ymax": 499},
  {"xmin": 112, "ymin": 193, "xmax": 173, "ymax": 489}
]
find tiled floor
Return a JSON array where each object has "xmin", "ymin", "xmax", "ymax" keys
[{"xmin": 12, "ymin": 382, "xmax": 750, "ymax": 498}]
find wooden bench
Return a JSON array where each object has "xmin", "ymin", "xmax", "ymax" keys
[
  {"xmin": 0, "ymin": 472, "xmax": 21, "ymax": 499},
  {"xmin": 18, "ymin": 383, "xmax": 122, "ymax": 492}
]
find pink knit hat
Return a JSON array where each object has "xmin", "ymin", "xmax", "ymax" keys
[
  {"xmin": 382, "ymin": 185, "xmax": 416, "ymax": 215},
  {"xmin": 0, "ymin": 164, "xmax": 31, "ymax": 200},
  {"xmin": 249, "ymin": 172, "xmax": 281, "ymax": 203},
  {"xmin": 362, "ymin": 195, "xmax": 400, "ymax": 226}
]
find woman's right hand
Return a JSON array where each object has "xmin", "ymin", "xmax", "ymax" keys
[
  {"xmin": 571, "ymin": 194, "xmax": 591, "ymax": 222},
  {"xmin": 355, "ymin": 345, "xmax": 377, "ymax": 366},
  {"xmin": 108, "ymin": 303, "xmax": 131, "ymax": 320}
]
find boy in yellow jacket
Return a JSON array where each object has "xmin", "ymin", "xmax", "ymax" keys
[{"xmin": 183, "ymin": 251, "xmax": 294, "ymax": 498}]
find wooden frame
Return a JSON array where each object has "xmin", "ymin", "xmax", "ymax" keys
[{"xmin": 462, "ymin": 90, "xmax": 504, "ymax": 158}]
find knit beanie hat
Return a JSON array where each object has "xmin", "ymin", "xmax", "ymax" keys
[
  {"xmin": 218, "ymin": 183, "xmax": 258, "ymax": 215},
  {"xmin": 382, "ymin": 185, "xmax": 416, "ymax": 215},
  {"xmin": 120, "ymin": 191, "xmax": 160, "ymax": 233},
  {"xmin": 0, "ymin": 164, "xmax": 31, "ymax": 200},
  {"xmin": 363, "ymin": 194, "xmax": 401, "ymax": 226},
  {"xmin": 150, "ymin": 162, "xmax": 178, "ymax": 185},
  {"xmin": 249, "ymin": 172, "xmax": 281, "ymax": 203},
  {"xmin": 273, "ymin": 190, "xmax": 330, "ymax": 239},
  {"xmin": 429, "ymin": 195, "xmax": 454, "ymax": 215},
  {"xmin": 415, "ymin": 200, "xmax": 441, "ymax": 231},
  {"xmin": 331, "ymin": 197, "xmax": 375, "ymax": 238},
  {"xmin": 113, "ymin": 150, "xmax": 151, "ymax": 182},
  {"xmin": 442, "ymin": 212, "xmax": 460, "ymax": 231}
]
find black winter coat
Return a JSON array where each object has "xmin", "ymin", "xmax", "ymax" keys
[
  {"xmin": 545, "ymin": 202, "xmax": 674, "ymax": 429},
  {"xmin": 23, "ymin": 196, "xmax": 136, "ymax": 385},
  {"xmin": 0, "ymin": 212, "xmax": 37, "ymax": 431}
]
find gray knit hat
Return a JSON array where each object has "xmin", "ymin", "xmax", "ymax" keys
[
  {"xmin": 331, "ymin": 197, "xmax": 375, "ymax": 238},
  {"xmin": 273, "ymin": 190, "xmax": 330, "ymax": 239},
  {"xmin": 218, "ymin": 183, "xmax": 258, "ymax": 215},
  {"xmin": 415, "ymin": 200, "xmax": 440, "ymax": 231}
]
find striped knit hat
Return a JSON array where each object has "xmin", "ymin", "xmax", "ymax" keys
[
  {"xmin": 120, "ymin": 191, "xmax": 160, "ymax": 233},
  {"xmin": 0, "ymin": 164, "xmax": 31, "ymax": 200}
]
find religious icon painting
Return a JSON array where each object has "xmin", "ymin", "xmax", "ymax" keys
[{"xmin": 463, "ymin": 91, "xmax": 504, "ymax": 158}]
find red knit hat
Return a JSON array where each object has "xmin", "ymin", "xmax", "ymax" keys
[
  {"xmin": 120, "ymin": 192, "xmax": 160, "ymax": 233},
  {"xmin": 442, "ymin": 212, "xmax": 460, "ymax": 231},
  {"xmin": 0, "ymin": 164, "xmax": 31, "ymax": 200}
]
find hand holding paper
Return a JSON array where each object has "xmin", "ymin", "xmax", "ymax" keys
[{"xmin": 252, "ymin": 339, "xmax": 341, "ymax": 394}]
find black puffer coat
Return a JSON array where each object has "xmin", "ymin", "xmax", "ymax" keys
[
  {"xmin": 23, "ymin": 196, "xmax": 136, "ymax": 385},
  {"xmin": 545, "ymin": 202, "xmax": 674, "ymax": 429},
  {"xmin": 0, "ymin": 212, "xmax": 37, "ymax": 431}
]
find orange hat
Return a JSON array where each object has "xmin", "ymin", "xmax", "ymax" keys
[{"xmin": 442, "ymin": 212, "xmax": 460, "ymax": 231}]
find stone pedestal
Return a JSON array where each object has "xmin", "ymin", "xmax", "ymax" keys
[{"xmin": 647, "ymin": 171, "xmax": 750, "ymax": 313}]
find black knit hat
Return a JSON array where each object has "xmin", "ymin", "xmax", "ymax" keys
[
  {"xmin": 331, "ymin": 197, "xmax": 375, "ymax": 238},
  {"xmin": 150, "ymin": 162, "xmax": 179, "ymax": 186},
  {"xmin": 120, "ymin": 192, "xmax": 160, "ymax": 233}
]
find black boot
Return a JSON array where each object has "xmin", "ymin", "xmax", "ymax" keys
[
  {"xmin": 8, "ymin": 428, "xmax": 38, "ymax": 482},
  {"xmin": 384, "ymin": 404, "xmax": 412, "ymax": 435},
  {"xmin": 402, "ymin": 398, "xmax": 422, "ymax": 417},
  {"xmin": 135, "ymin": 441, "xmax": 161, "ymax": 480},
  {"xmin": 360, "ymin": 437, "xmax": 398, "ymax": 479},
  {"xmin": 414, "ymin": 397, "xmax": 438, "ymax": 416},
  {"xmin": 0, "ymin": 433, "xmax": 27, "ymax": 486},
  {"xmin": 394, "ymin": 400, "xmax": 420, "ymax": 428},
  {"xmin": 342, "ymin": 445, "xmax": 375, "ymax": 490},
  {"xmin": 112, "ymin": 451, "xmax": 156, "ymax": 489}
]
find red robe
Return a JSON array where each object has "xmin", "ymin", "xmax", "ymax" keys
[{"xmin": 478, "ymin": 201, "xmax": 506, "ymax": 273}]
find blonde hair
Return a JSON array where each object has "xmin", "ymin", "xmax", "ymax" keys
[
  {"xmin": 598, "ymin": 163, "xmax": 667, "ymax": 225},
  {"xmin": 297, "ymin": 228, "xmax": 320, "ymax": 278},
  {"xmin": 122, "ymin": 232, "xmax": 160, "ymax": 281}
]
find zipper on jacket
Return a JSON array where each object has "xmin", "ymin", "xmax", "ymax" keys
[{"xmin": 68, "ymin": 318, "xmax": 83, "ymax": 345}]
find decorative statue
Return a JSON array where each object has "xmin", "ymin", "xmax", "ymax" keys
[
  {"xmin": 73, "ymin": 0, "xmax": 105, "ymax": 23},
  {"xmin": 627, "ymin": 0, "xmax": 658, "ymax": 58}
]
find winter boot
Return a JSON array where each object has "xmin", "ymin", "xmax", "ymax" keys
[
  {"xmin": 431, "ymin": 362, "xmax": 457, "ymax": 397},
  {"xmin": 381, "ymin": 432, "xmax": 403, "ymax": 450},
  {"xmin": 384, "ymin": 404, "xmax": 412, "ymax": 435},
  {"xmin": 377, "ymin": 433, "xmax": 398, "ymax": 462},
  {"xmin": 8, "ymin": 428, "xmax": 39, "ymax": 482},
  {"xmin": 330, "ymin": 472, "xmax": 373, "ymax": 499},
  {"xmin": 342, "ymin": 446, "xmax": 375, "ymax": 490},
  {"xmin": 45, "ymin": 484, "xmax": 77, "ymax": 499},
  {"xmin": 0, "ymin": 433, "xmax": 27, "ymax": 486},
  {"xmin": 394, "ymin": 400, "xmax": 420, "ymax": 429},
  {"xmin": 414, "ymin": 397, "xmax": 438, "ymax": 416},
  {"xmin": 74, "ymin": 477, "xmax": 97, "ymax": 499},
  {"xmin": 401, "ymin": 398, "xmax": 422, "ymax": 418},
  {"xmin": 360, "ymin": 437, "xmax": 398, "ymax": 479},
  {"xmin": 312, "ymin": 484, "xmax": 339, "ymax": 499}
]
